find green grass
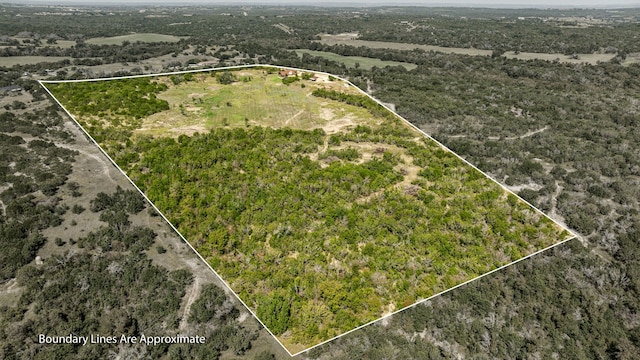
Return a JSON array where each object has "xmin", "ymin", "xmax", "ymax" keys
[
  {"xmin": 0, "ymin": 56, "xmax": 71, "ymax": 67},
  {"xmin": 295, "ymin": 49, "xmax": 418, "ymax": 70},
  {"xmin": 136, "ymin": 70, "xmax": 379, "ymax": 137},
  {"xmin": 85, "ymin": 33, "xmax": 185, "ymax": 45}
]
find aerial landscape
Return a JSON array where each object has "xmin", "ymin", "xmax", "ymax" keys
[
  {"xmin": 1, "ymin": 2, "xmax": 639, "ymax": 359},
  {"xmin": 43, "ymin": 65, "xmax": 572, "ymax": 352}
]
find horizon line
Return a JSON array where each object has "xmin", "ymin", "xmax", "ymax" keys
[{"xmin": 4, "ymin": 1, "xmax": 640, "ymax": 10}]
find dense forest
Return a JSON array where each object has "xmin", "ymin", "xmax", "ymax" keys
[{"xmin": 2, "ymin": 3, "xmax": 640, "ymax": 359}]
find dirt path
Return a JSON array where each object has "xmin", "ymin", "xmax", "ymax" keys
[
  {"xmin": 56, "ymin": 142, "xmax": 117, "ymax": 183},
  {"xmin": 0, "ymin": 278, "xmax": 22, "ymax": 303},
  {"xmin": 284, "ymin": 109, "xmax": 305, "ymax": 126},
  {"xmin": 321, "ymin": 135, "xmax": 329, "ymax": 152},
  {"xmin": 59, "ymin": 120, "xmax": 123, "ymax": 184},
  {"xmin": 505, "ymin": 126, "xmax": 549, "ymax": 140},
  {"xmin": 0, "ymin": 278, "xmax": 19, "ymax": 293},
  {"xmin": 179, "ymin": 276, "xmax": 202, "ymax": 331}
]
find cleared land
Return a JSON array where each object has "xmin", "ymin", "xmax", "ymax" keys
[
  {"xmin": 318, "ymin": 33, "xmax": 493, "ymax": 56},
  {"xmin": 295, "ymin": 49, "xmax": 418, "ymax": 70},
  {"xmin": 45, "ymin": 66, "xmax": 572, "ymax": 353},
  {"xmin": 319, "ymin": 33, "xmax": 616, "ymax": 65},
  {"xmin": 86, "ymin": 33, "xmax": 185, "ymax": 45},
  {"xmin": 503, "ymin": 51, "xmax": 615, "ymax": 64},
  {"xmin": 0, "ymin": 56, "xmax": 71, "ymax": 67}
]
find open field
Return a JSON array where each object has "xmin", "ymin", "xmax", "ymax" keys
[
  {"xmin": 0, "ymin": 56, "xmax": 71, "ymax": 67},
  {"xmin": 45, "ymin": 66, "xmax": 572, "ymax": 354},
  {"xmin": 3, "ymin": 37, "xmax": 76, "ymax": 49},
  {"xmin": 503, "ymin": 51, "xmax": 616, "ymax": 64},
  {"xmin": 138, "ymin": 70, "xmax": 377, "ymax": 137},
  {"xmin": 86, "ymin": 33, "xmax": 185, "ymax": 45},
  {"xmin": 622, "ymin": 52, "xmax": 640, "ymax": 66},
  {"xmin": 295, "ymin": 49, "xmax": 418, "ymax": 70},
  {"xmin": 318, "ymin": 33, "xmax": 493, "ymax": 56},
  {"xmin": 319, "ymin": 33, "xmax": 617, "ymax": 65},
  {"xmin": 40, "ymin": 40, "xmax": 76, "ymax": 49}
]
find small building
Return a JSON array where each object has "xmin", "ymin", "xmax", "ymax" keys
[
  {"xmin": 310, "ymin": 75, "xmax": 319, "ymax": 81},
  {"xmin": 279, "ymin": 69, "xmax": 297, "ymax": 78}
]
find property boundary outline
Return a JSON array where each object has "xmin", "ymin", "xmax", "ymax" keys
[{"xmin": 39, "ymin": 63, "xmax": 578, "ymax": 357}]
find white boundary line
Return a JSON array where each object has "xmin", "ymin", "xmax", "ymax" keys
[
  {"xmin": 293, "ymin": 235, "xmax": 577, "ymax": 356},
  {"xmin": 39, "ymin": 71, "xmax": 286, "ymax": 356},
  {"xmin": 39, "ymin": 64, "xmax": 578, "ymax": 357}
]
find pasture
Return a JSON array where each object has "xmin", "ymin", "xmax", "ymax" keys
[
  {"xmin": 86, "ymin": 33, "xmax": 185, "ymax": 45},
  {"xmin": 319, "ymin": 33, "xmax": 618, "ymax": 65},
  {"xmin": 0, "ymin": 56, "xmax": 71, "ymax": 67},
  {"xmin": 295, "ymin": 49, "xmax": 418, "ymax": 70}
]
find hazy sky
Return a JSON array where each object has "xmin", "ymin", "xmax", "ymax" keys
[{"xmin": 8, "ymin": 0, "xmax": 640, "ymax": 7}]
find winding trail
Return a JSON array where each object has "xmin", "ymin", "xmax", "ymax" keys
[
  {"xmin": 505, "ymin": 126, "xmax": 549, "ymax": 140},
  {"xmin": 284, "ymin": 109, "xmax": 305, "ymax": 126},
  {"xmin": 179, "ymin": 276, "xmax": 202, "ymax": 331}
]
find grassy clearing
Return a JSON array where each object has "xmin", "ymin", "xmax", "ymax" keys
[
  {"xmin": 319, "ymin": 34, "xmax": 617, "ymax": 64},
  {"xmin": 319, "ymin": 34, "xmax": 493, "ymax": 56},
  {"xmin": 295, "ymin": 49, "xmax": 418, "ymax": 70},
  {"xmin": 7, "ymin": 37, "xmax": 76, "ymax": 49},
  {"xmin": 86, "ymin": 33, "xmax": 185, "ymax": 45},
  {"xmin": 138, "ymin": 70, "xmax": 378, "ymax": 137},
  {"xmin": 622, "ymin": 52, "xmax": 640, "ymax": 66},
  {"xmin": 41, "ymin": 40, "xmax": 76, "ymax": 49},
  {"xmin": 503, "ymin": 51, "xmax": 615, "ymax": 65},
  {"xmin": 0, "ymin": 56, "xmax": 71, "ymax": 67}
]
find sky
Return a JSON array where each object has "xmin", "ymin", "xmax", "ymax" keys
[{"xmin": 7, "ymin": 0, "xmax": 640, "ymax": 7}]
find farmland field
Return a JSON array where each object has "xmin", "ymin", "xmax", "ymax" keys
[
  {"xmin": 0, "ymin": 56, "xmax": 71, "ymax": 67},
  {"xmin": 319, "ymin": 33, "xmax": 617, "ymax": 65},
  {"xmin": 318, "ymin": 34, "xmax": 493, "ymax": 56},
  {"xmin": 44, "ymin": 65, "xmax": 572, "ymax": 354},
  {"xmin": 86, "ymin": 33, "xmax": 185, "ymax": 45},
  {"xmin": 503, "ymin": 51, "xmax": 615, "ymax": 64},
  {"xmin": 295, "ymin": 49, "xmax": 418, "ymax": 70}
]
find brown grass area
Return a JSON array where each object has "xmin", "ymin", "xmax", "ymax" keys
[
  {"xmin": 319, "ymin": 33, "xmax": 617, "ymax": 64},
  {"xmin": 135, "ymin": 69, "xmax": 377, "ymax": 138},
  {"xmin": 318, "ymin": 34, "xmax": 493, "ymax": 56},
  {"xmin": 503, "ymin": 51, "xmax": 616, "ymax": 65}
]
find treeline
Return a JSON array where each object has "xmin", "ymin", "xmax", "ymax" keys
[
  {"xmin": 47, "ymin": 78, "xmax": 170, "ymax": 151},
  {"xmin": 311, "ymin": 88, "xmax": 391, "ymax": 120},
  {"xmin": 48, "ymin": 78, "xmax": 169, "ymax": 119}
]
